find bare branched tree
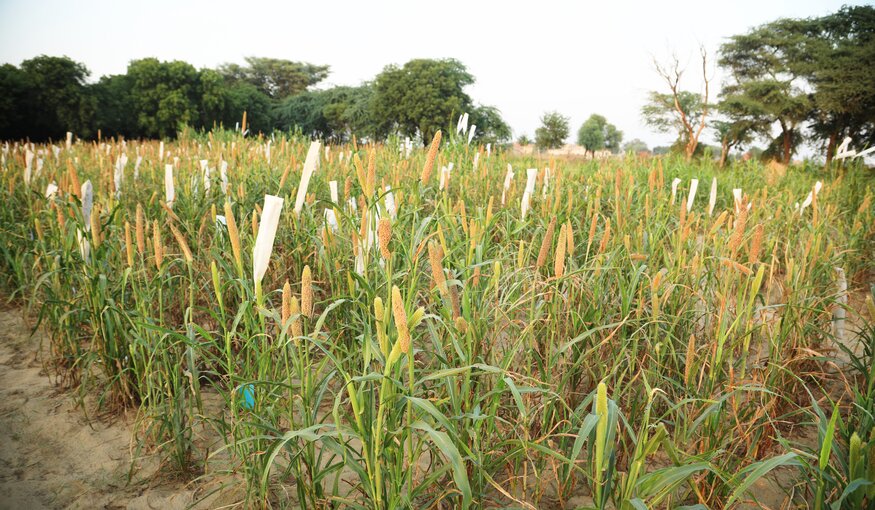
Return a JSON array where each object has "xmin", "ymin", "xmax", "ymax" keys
[{"xmin": 653, "ymin": 46, "xmax": 711, "ymax": 161}]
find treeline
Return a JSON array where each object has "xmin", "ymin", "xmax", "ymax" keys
[
  {"xmin": 0, "ymin": 56, "xmax": 511, "ymax": 145},
  {"xmin": 642, "ymin": 5, "xmax": 875, "ymax": 164}
]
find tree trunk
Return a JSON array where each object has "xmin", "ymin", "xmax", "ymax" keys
[
  {"xmin": 719, "ymin": 141, "xmax": 729, "ymax": 168},
  {"xmin": 825, "ymin": 131, "xmax": 837, "ymax": 168},
  {"xmin": 685, "ymin": 139, "xmax": 697, "ymax": 162},
  {"xmin": 782, "ymin": 130, "xmax": 792, "ymax": 163}
]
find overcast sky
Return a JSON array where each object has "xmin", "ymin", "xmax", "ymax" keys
[{"xmin": 0, "ymin": 0, "xmax": 864, "ymax": 150}]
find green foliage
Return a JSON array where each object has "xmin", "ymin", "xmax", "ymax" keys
[
  {"xmin": 535, "ymin": 111, "xmax": 569, "ymax": 150},
  {"xmin": 0, "ymin": 64, "xmax": 29, "ymax": 140},
  {"xmin": 805, "ymin": 6, "xmax": 875, "ymax": 152},
  {"xmin": 0, "ymin": 54, "xmax": 510, "ymax": 144},
  {"xmin": 16, "ymin": 55, "xmax": 95, "ymax": 140},
  {"xmin": 621, "ymin": 138, "xmax": 649, "ymax": 154},
  {"xmin": 218, "ymin": 57, "xmax": 329, "ymax": 100},
  {"xmin": 577, "ymin": 115, "xmax": 605, "ymax": 154},
  {"xmin": 126, "ymin": 58, "xmax": 221, "ymax": 139},
  {"xmin": 604, "ymin": 123, "xmax": 622, "ymax": 153},
  {"xmin": 715, "ymin": 90, "xmax": 774, "ymax": 146},
  {"xmin": 274, "ymin": 85, "xmax": 377, "ymax": 141},
  {"xmin": 762, "ymin": 126, "xmax": 805, "ymax": 161},
  {"xmin": 711, "ymin": 117, "xmax": 758, "ymax": 163},
  {"xmin": 577, "ymin": 114, "xmax": 623, "ymax": 155},
  {"xmin": 641, "ymin": 90, "xmax": 707, "ymax": 148},
  {"xmin": 91, "ymin": 74, "xmax": 135, "ymax": 138},
  {"xmin": 223, "ymin": 82, "xmax": 274, "ymax": 134},
  {"xmin": 372, "ymin": 59, "xmax": 475, "ymax": 144},
  {"xmin": 469, "ymin": 105, "xmax": 512, "ymax": 145},
  {"xmin": 719, "ymin": 15, "xmax": 812, "ymax": 161}
]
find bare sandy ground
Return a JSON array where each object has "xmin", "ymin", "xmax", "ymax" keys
[{"xmin": 0, "ymin": 304, "xmax": 210, "ymax": 510}]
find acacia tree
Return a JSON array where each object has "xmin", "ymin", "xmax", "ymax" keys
[
  {"xmin": 535, "ymin": 111, "xmax": 569, "ymax": 150},
  {"xmin": 719, "ymin": 19, "xmax": 813, "ymax": 163},
  {"xmin": 711, "ymin": 118, "xmax": 757, "ymax": 167},
  {"xmin": 219, "ymin": 57, "xmax": 329, "ymax": 100},
  {"xmin": 803, "ymin": 6, "xmax": 875, "ymax": 165},
  {"xmin": 646, "ymin": 48, "xmax": 711, "ymax": 161}
]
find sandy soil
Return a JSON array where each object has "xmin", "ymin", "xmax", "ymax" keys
[{"xmin": 0, "ymin": 304, "xmax": 212, "ymax": 510}]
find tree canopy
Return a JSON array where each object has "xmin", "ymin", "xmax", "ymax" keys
[
  {"xmin": 717, "ymin": 5, "xmax": 875, "ymax": 162},
  {"xmin": 719, "ymin": 20, "xmax": 812, "ymax": 163},
  {"xmin": 218, "ymin": 57, "xmax": 329, "ymax": 100},
  {"xmin": 642, "ymin": 91, "xmax": 707, "ymax": 146},
  {"xmin": 577, "ymin": 114, "xmax": 623, "ymax": 155},
  {"xmin": 535, "ymin": 112, "xmax": 569, "ymax": 150},
  {"xmin": 468, "ymin": 106, "xmax": 513, "ymax": 145},
  {"xmin": 371, "ymin": 59, "xmax": 474, "ymax": 144},
  {"xmin": 0, "ymin": 55, "xmax": 509, "ymax": 144},
  {"xmin": 622, "ymin": 138, "xmax": 649, "ymax": 154},
  {"xmin": 274, "ymin": 85, "xmax": 376, "ymax": 142},
  {"xmin": 125, "ymin": 59, "xmax": 223, "ymax": 138},
  {"xmin": 7, "ymin": 56, "xmax": 95, "ymax": 140},
  {"xmin": 803, "ymin": 6, "xmax": 875, "ymax": 160}
]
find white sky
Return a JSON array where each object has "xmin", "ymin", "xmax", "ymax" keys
[{"xmin": 0, "ymin": 0, "xmax": 864, "ymax": 151}]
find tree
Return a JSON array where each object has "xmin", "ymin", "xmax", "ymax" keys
[
  {"xmin": 0, "ymin": 64, "xmax": 29, "ymax": 140},
  {"xmin": 196, "ymin": 69, "xmax": 228, "ymax": 130},
  {"xmin": 535, "ymin": 111, "xmax": 569, "ymax": 150},
  {"xmin": 719, "ymin": 19, "xmax": 813, "ymax": 163},
  {"xmin": 762, "ymin": 130, "xmax": 804, "ymax": 161},
  {"xmin": 577, "ymin": 115, "xmax": 604, "ymax": 155},
  {"xmin": 469, "ymin": 105, "xmax": 512, "ymax": 145},
  {"xmin": 642, "ymin": 90, "xmax": 707, "ymax": 156},
  {"xmin": 372, "ymin": 59, "xmax": 475, "ymax": 144},
  {"xmin": 711, "ymin": 85, "xmax": 769, "ymax": 166},
  {"xmin": 711, "ymin": 118, "xmax": 757, "ymax": 167},
  {"xmin": 275, "ymin": 90, "xmax": 330, "ymax": 138},
  {"xmin": 652, "ymin": 146, "xmax": 672, "ymax": 155},
  {"xmin": 803, "ymin": 6, "xmax": 875, "ymax": 165},
  {"xmin": 645, "ymin": 48, "xmax": 711, "ymax": 161},
  {"xmin": 622, "ymin": 139, "xmax": 649, "ymax": 154},
  {"xmin": 92, "ymin": 73, "xmax": 136, "ymax": 138},
  {"xmin": 338, "ymin": 84, "xmax": 380, "ymax": 140},
  {"xmin": 577, "ymin": 114, "xmax": 623, "ymax": 156},
  {"xmin": 17, "ymin": 55, "xmax": 95, "ymax": 140},
  {"xmin": 274, "ymin": 84, "xmax": 377, "ymax": 142},
  {"xmin": 604, "ymin": 123, "xmax": 623, "ymax": 153},
  {"xmin": 219, "ymin": 57, "xmax": 329, "ymax": 99},
  {"xmin": 126, "ymin": 58, "xmax": 229, "ymax": 138},
  {"xmin": 127, "ymin": 58, "xmax": 199, "ymax": 138},
  {"xmin": 223, "ymin": 82, "xmax": 273, "ymax": 134},
  {"xmin": 517, "ymin": 134, "xmax": 531, "ymax": 146}
]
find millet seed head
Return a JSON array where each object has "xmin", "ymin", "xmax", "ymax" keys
[
  {"xmin": 301, "ymin": 265, "xmax": 313, "ymax": 318},
  {"xmin": 391, "ymin": 285, "xmax": 410, "ymax": 354}
]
